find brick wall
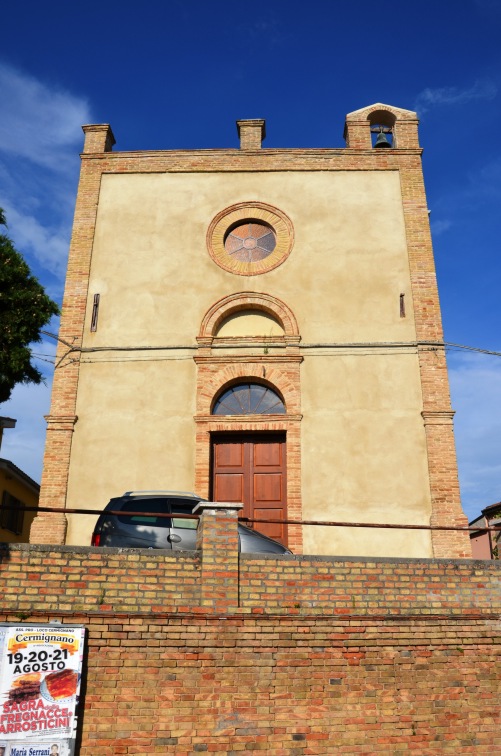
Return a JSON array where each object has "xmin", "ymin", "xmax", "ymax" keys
[
  {"xmin": 0, "ymin": 609, "xmax": 498, "ymax": 754},
  {"xmin": 1, "ymin": 526, "xmax": 500, "ymax": 754},
  {"xmin": 0, "ymin": 544, "xmax": 200, "ymax": 614},
  {"xmin": 2, "ymin": 544, "xmax": 500, "ymax": 617},
  {"xmin": 239, "ymin": 553, "xmax": 501, "ymax": 616}
]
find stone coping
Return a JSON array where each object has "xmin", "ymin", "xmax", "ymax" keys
[{"xmin": 0, "ymin": 541, "xmax": 499, "ymax": 568}]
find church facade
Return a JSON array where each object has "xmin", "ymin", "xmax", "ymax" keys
[{"xmin": 31, "ymin": 103, "xmax": 471, "ymax": 558}]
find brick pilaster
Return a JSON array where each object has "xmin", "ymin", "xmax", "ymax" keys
[
  {"xmin": 33, "ymin": 129, "xmax": 111, "ymax": 544},
  {"xmin": 29, "ymin": 512, "xmax": 68, "ymax": 544},
  {"xmin": 399, "ymin": 157, "xmax": 471, "ymax": 558},
  {"xmin": 194, "ymin": 501, "xmax": 243, "ymax": 612},
  {"xmin": 343, "ymin": 120, "xmax": 372, "ymax": 149},
  {"xmin": 422, "ymin": 409, "xmax": 471, "ymax": 557}
]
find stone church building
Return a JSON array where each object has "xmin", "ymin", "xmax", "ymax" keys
[{"xmin": 30, "ymin": 103, "xmax": 471, "ymax": 559}]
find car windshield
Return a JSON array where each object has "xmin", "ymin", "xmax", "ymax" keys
[
  {"xmin": 116, "ymin": 497, "xmax": 200, "ymax": 528},
  {"xmin": 117, "ymin": 498, "xmax": 172, "ymax": 527}
]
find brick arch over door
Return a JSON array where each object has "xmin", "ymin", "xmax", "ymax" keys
[
  {"xmin": 198, "ymin": 292, "xmax": 300, "ymax": 341},
  {"xmin": 194, "ymin": 295, "xmax": 303, "ymax": 551},
  {"xmin": 196, "ymin": 364, "xmax": 301, "ymax": 417}
]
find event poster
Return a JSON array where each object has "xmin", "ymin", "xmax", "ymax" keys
[{"xmin": 0, "ymin": 624, "xmax": 85, "ymax": 756}]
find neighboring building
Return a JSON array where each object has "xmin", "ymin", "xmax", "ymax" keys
[
  {"xmin": 31, "ymin": 103, "xmax": 471, "ymax": 558},
  {"xmin": 0, "ymin": 417, "xmax": 40, "ymax": 543},
  {"xmin": 0, "ymin": 416, "xmax": 16, "ymax": 449},
  {"xmin": 469, "ymin": 502, "xmax": 501, "ymax": 559},
  {"xmin": 0, "ymin": 458, "xmax": 39, "ymax": 543}
]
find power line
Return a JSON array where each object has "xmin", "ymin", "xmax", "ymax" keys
[
  {"xmin": 40, "ymin": 331, "xmax": 501, "ymax": 364},
  {"xmin": 444, "ymin": 342, "xmax": 501, "ymax": 358}
]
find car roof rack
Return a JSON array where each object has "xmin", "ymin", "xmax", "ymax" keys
[{"xmin": 123, "ymin": 490, "xmax": 201, "ymax": 498}]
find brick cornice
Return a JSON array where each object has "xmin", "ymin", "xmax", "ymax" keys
[
  {"xmin": 43, "ymin": 415, "xmax": 78, "ymax": 429},
  {"xmin": 194, "ymin": 414, "xmax": 303, "ymax": 424},
  {"xmin": 194, "ymin": 354, "xmax": 303, "ymax": 364},
  {"xmin": 79, "ymin": 149, "xmax": 423, "ymax": 173},
  {"xmin": 421, "ymin": 410, "xmax": 456, "ymax": 425}
]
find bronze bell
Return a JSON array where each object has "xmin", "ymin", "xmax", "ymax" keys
[{"xmin": 374, "ymin": 130, "xmax": 392, "ymax": 149}]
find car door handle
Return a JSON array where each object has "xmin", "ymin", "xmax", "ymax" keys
[{"xmin": 168, "ymin": 533, "xmax": 182, "ymax": 543}]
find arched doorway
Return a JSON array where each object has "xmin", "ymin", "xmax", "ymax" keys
[{"xmin": 211, "ymin": 383, "xmax": 287, "ymax": 544}]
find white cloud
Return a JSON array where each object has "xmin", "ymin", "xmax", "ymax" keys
[
  {"xmin": 0, "ymin": 63, "xmax": 91, "ymax": 481},
  {"xmin": 0, "ymin": 62, "xmax": 92, "ymax": 293},
  {"xmin": 0, "ymin": 199, "xmax": 70, "ymax": 279},
  {"xmin": 0, "ymin": 62, "xmax": 91, "ymax": 171},
  {"xmin": 448, "ymin": 352, "xmax": 501, "ymax": 521},
  {"xmin": 414, "ymin": 80, "xmax": 497, "ymax": 116}
]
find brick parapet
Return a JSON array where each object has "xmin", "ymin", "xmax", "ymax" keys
[
  {"xmin": 238, "ymin": 553, "xmax": 501, "ymax": 615},
  {"xmin": 0, "ymin": 544, "xmax": 200, "ymax": 614},
  {"xmin": 1, "ymin": 544, "xmax": 499, "ymax": 617},
  {"xmin": 78, "ymin": 147, "xmax": 423, "ymax": 171}
]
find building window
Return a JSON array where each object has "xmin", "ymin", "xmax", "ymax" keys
[
  {"xmin": 0, "ymin": 491, "xmax": 24, "ymax": 534},
  {"xmin": 207, "ymin": 201, "xmax": 294, "ymax": 276},
  {"xmin": 224, "ymin": 221, "xmax": 276, "ymax": 263},
  {"xmin": 213, "ymin": 383, "xmax": 286, "ymax": 415}
]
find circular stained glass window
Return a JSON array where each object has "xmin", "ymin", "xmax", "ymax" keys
[
  {"xmin": 213, "ymin": 383, "xmax": 285, "ymax": 415},
  {"xmin": 224, "ymin": 221, "xmax": 276, "ymax": 263},
  {"xmin": 207, "ymin": 201, "xmax": 294, "ymax": 276}
]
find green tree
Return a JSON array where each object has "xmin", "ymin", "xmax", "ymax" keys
[{"xmin": 0, "ymin": 209, "xmax": 60, "ymax": 403}]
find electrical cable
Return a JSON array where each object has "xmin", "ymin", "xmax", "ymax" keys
[{"xmin": 40, "ymin": 330, "xmax": 501, "ymax": 366}]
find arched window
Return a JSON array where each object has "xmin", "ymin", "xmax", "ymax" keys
[{"xmin": 212, "ymin": 383, "xmax": 286, "ymax": 415}]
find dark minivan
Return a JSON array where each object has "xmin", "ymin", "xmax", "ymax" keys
[{"xmin": 91, "ymin": 491, "xmax": 292, "ymax": 554}]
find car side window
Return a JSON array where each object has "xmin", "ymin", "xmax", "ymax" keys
[{"xmin": 169, "ymin": 501, "xmax": 198, "ymax": 530}]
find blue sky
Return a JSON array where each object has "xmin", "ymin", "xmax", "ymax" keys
[{"xmin": 0, "ymin": 0, "xmax": 500, "ymax": 522}]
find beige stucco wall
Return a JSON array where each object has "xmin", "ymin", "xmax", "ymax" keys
[
  {"xmin": 65, "ymin": 170, "xmax": 432, "ymax": 554},
  {"xmin": 301, "ymin": 352, "xmax": 432, "ymax": 557},
  {"xmin": 83, "ymin": 171, "xmax": 416, "ymax": 346},
  {"xmin": 65, "ymin": 358, "xmax": 197, "ymax": 546}
]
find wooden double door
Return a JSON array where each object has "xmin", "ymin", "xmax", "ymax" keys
[{"xmin": 211, "ymin": 433, "xmax": 287, "ymax": 545}]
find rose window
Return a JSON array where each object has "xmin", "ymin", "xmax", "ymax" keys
[{"xmin": 224, "ymin": 221, "xmax": 276, "ymax": 263}]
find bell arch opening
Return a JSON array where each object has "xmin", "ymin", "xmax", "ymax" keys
[{"xmin": 368, "ymin": 109, "xmax": 396, "ymax": 149}]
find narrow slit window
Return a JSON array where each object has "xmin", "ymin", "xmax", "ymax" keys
[
  {"xmin": 400, "ymin": 293, "xmax": 406, "ymax": 318},
  {"xmin": 90, "ymin": 294, "xmax": 100, "ymax": 332}
]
